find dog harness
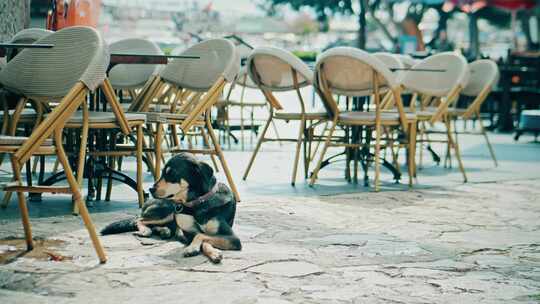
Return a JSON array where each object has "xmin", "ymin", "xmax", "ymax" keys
[{"xmin": 174, "ymin": 183, "xmax": 227, "ymax": 214}]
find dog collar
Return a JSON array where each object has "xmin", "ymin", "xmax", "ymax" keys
[{"xmin": 181, "ymin": 184, "xmax": 219, "ymax": 209}]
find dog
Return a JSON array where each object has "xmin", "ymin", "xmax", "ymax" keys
[{"xmin": 101, "ymin": 153, "xmax": 241, "ymax": 263}]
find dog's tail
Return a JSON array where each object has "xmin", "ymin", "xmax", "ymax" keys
[{"xmin": 100, "ymin": 218, "xmax": 138, "ymax": 235}]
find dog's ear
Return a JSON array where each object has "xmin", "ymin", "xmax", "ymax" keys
[{"xmin": 198, "ymin": 162, "xmax": 216, "ymax": 191}]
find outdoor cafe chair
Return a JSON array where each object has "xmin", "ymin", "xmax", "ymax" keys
[
  {"xmin": 310, "ymin": 47, "xmax": 417, "ymax": 190},
  {"xmin": 108, "ymin": 38, "xmax": 164, "ymax": 102},
  {"xmin": 0, "ymin": 28, "xmax": 54, "ymax": 207},
  {"xmin": 0, "ymin": 26, "xmax": 109, "ymax": 263},
  {"xmin": 1, "ymin": 28, "xmax": 54, "ymax": 137},
  {"xmin": 242, "ymin": 46, "xmax": 327, "ymax": 186},
  {"xmin": 216, "ymin": 64, "xmax": 278, "ymax": 149},
  {"xmin": 128, "ymin": 38, "xmax": 241, "ymax": 202},
  {"xmin": 399, "ymin": 52, "xmax": 470, "ymax": 181},
  {"xmin": 448, "ymin": 59, "xmax": 499, "ymax": 167}
]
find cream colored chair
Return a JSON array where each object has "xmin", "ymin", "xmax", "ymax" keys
[
  {"xmin": 400, "ymin": 52, "xmax": 470, "ymax": 181},
  {"xmin": 449, "ymin": 59, "xmax": 499, "ymax": 166},
  {"xmin": 310, "ymin": 47, "xmax": 416, "ymax": 190},
  {"xmin": 109, "ymin": 38, "xmax": 164, "ymax": 99},
  {"xmin": 243, "ymin": 46, "xmax": 327, "ymax": 186},
  {"xmin": 0, "ymin": 26, "xmax": 110, "ymax": 263}
]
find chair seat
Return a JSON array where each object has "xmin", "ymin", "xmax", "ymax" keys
[
  {"xmin": 143, "ymin": 112, "xmax": 204, "ymax": 124},
  {"xmin": 274, "ymin": 112, "xmax": 328, "ymax": 121},
  {"xmin": 339, "ymin": 111, "xmax": 416, "ymax": 125},
  {"xmin": 0, "ymin": 108, "xmax": 39, "ymax": 122},
  {"xmin": 63, "ymin": 111, "xmax": 146, "ymax": 124},
  {"xmin": 217, "ymin": 100, "xmax": 267, "ymax": 107},
  {"xmin": 447, "ymin": 107, "xmax": 468, "ymax": 116},
  {"xmin": 121, "ymin": 103, "xmax": 172, "ymax": 112},
  {"xmin": 0, "ymin": 135, "xmax": 53, "ymax": 146}
]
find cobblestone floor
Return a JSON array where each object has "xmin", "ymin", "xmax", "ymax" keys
[{"xmin": 0, "ymin": 129, "xmax": 539, "ymax": 303}]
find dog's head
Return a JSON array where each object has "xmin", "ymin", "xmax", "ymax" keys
[
  {"xmin": 149, "ymin": 153, "xmax": 216, "ymax": 204},
  {"xmin": 139, "ymin": 198, "xmax": 176, "ymax": 224}
]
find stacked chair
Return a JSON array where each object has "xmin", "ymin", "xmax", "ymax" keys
[
  {"xmin": 309, "ymin": 47, "xmax": 417, "ymax": 190},
  {"xmin": 399, "ymin": 52, "xmax": 470, "ymax": 181},
  {"xmin": 126, "ymin": 38, "xmax": 241, "ymax": 201},
  {"xmin": 242, "ymin": 46, "xmax": 327, "ymax": 186},
  {"xmin": 0, "ymin": 26, "xmax": 109, "ymax": 263}
]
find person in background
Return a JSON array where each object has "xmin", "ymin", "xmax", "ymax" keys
[{"xmin": 402, "ymin": 16, "xmax": 425, "ymax": 52}]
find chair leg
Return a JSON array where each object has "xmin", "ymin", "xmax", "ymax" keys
[
  {"xmin": 445, "ymin": 117, "xmax": 467, "ymax": 183},
  {"xmin": 136, "ymin": 125, "xmax": 144, "ymax": 208},
  {"xmin": 408, "ymin": 122, "xmax": 417, "ymax": 187},
  {"xmin": 206, "ymin": 119, "xmax": 240, "ymax": 202},
  {"xmin": 11, "ymin": 156, "xmax": 33, "ymax": 250},
  {"xmin": 291, "ymin": 118, "xmax": 305, "ymax": 186},
  {"xmin": 54, "ymin": 128, "xmax": 107, "ymax": 263},
  {"xmin": 309, "ymin": 122, "xmax": 337, "ymax": 186},
  {"xmin": 200, "ymin": 127, "xmax": 220, "ymax": 172},
  {"xmin": 73, "ymin": 107, "xmax": 89, "ymax": 215},
  {"xmin": 243, "ymin": 116, "xmax": 272, "ymax": 181},
  {"xmin": 477, "ymin": 112, "xmax": 497, "ymax": 167},
  {"xmin": 374, "ymin": 125, "xmax": 382, "ymax": 192},
  {"xmin": 154, "ymin": 123, "xmax": 164, "ymax": 179}
]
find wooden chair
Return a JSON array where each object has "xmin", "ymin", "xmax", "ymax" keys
[
  {"xmin": 309, "ymin": 47, "xmax": 417, "ymax": 190},
  {"xmin": 399, "ymin": 52, "xmax": 470, "ymax": 182},
  {"xmin": 0, "ymin": 26, "xmax": 110, "ymax": 263},
  {"xmin": 449, "ymin": 59, "xmax": 499, "ymax": 167},
  {"xmin": 242, "ymin": 46, "xmax": 328, "ymax": 186},
  {"xmin": 129, "ymin": 38, "xmax": 241, "ymax": 202}
]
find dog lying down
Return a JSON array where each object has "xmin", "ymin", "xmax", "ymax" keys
[{"xmin": 101, "ymin": 153, "xmax": 241, "ymax": 263}]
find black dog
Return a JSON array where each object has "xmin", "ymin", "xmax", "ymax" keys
[{"xmin": 101, "ymin": 153, "xmax": 241, "ymax": 263}]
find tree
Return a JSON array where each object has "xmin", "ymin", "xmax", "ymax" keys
[
  {"xmin": 0, "ymin": 0, "xmax": 31, "ymax": 42},
  {"xmin": 262, "ymin": 0, "xmax": 439, "ymax": 50}
]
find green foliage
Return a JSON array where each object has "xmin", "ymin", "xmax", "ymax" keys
[{"xmin": 292, "ymin": 50, "xmax": 318, "ymax": 61}]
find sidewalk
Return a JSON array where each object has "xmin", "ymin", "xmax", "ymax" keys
[{"xmin": 0, "ymin": 130, "xmax": 539, "ymax": 303}]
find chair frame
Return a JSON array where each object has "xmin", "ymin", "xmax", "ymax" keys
[
  {"xmin": 309, "ymin": 63, "xmax": 416, "ymax": 191},
  {"xmin": 2, "ymin": 82, "xmax": 107, "ymax": 263}
]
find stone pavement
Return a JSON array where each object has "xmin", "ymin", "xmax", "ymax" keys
[{"xmin": 0, "ymin": 130, "xmax": 539, "ymax": 303}]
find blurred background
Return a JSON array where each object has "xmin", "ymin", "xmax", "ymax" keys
[{"xmin": 5, "ymin": 0, "xmax": 539, "ymax": 61}]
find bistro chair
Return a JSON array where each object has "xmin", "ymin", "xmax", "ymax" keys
[
  {"xmin": 449, "ymin": 59, "xmax": 499, "ymax": 166},
  {"xmin": 310, "ymin": 47, "xmax": 417, "ymax": 190},
  {"xmin": 216, "ymin": 65, "xmax": 277, "ymax": 149},
  {"xmin": 400, "ymin": 52, "xmax": 470, "ymax": 181},
  {"xmin": 128, "ymin": 38, "xmax": 241, "ymax": 202},
  {"xmin": 243, "ymin": 46, "xmax": 327, "ymax": 186},
  {"xmin": 0, "ymin": 26, "xmax": 109, "ymax": 263},
  {"xmin": 108, "ymin": 38, "xmax": 164, "ymax": 101}
]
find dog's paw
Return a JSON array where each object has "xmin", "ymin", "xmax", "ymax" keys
[
  {"xmin": 152, "ymin": 227, "xmax": 172, "ymax": 239},
  {"xmin": 183, "ymin": 245, "xmax": 200, "ymax": 257},
  {"xmin": 133, "ymin": 226, "xmax": 152, "ymax": 237},
  {"xmin": 207, "ymin": 249, "xmax": 223, "ymax": 264}
]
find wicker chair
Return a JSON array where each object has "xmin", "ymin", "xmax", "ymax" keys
[
  {"xmin": 310, "ymin": 47, "xmax": 417, "ymax": 190},
  {"xmin": 400, "ymin": 52, "xmax": 470, "ymax": 181},
  {"xmin": 129, "ymin": 38, "xmax": 241, "ymax": 201},
  {"xmin": 449, "ymin": 59, "xmax": 499, "ymax": 167},
  {"xmin": 0, "ymin": 26, "xmax": 110, "ymax": 263},
  {"xmin": 242, "ymin": 46, "xmax": 327, "ymax": 186}
]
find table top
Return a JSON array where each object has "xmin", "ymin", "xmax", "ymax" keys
[{"xmin": 0, "ymin": 43, "xmax": 54, "ymax": 57}]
